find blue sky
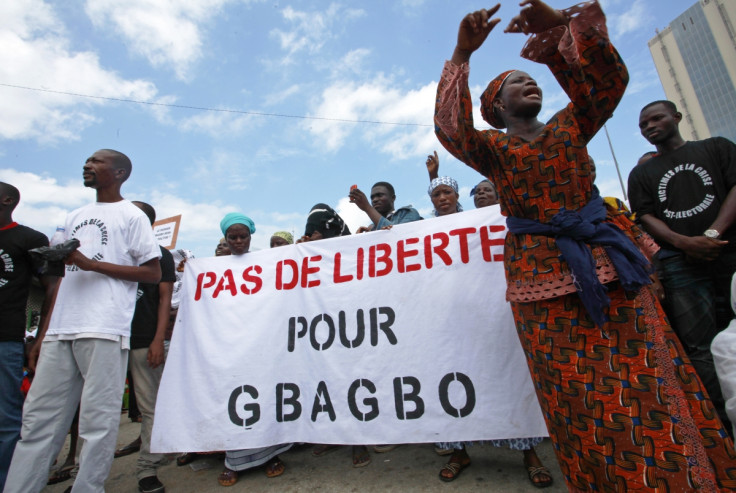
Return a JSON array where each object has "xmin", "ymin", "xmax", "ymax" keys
[{"xmin": 1, "ymin": 0, "xmax": 697, "ymax": 257}]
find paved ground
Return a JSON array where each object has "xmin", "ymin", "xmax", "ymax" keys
[{"xmin": 42, "ymin": 415, "xmax": 567, "ymax": 492}]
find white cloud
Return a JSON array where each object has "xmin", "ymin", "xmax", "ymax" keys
[
  {"xmin": 263, "ymin": 84, "xmax": 301, "ymax": 106},
  {"xmin": 0, "ymin": 168, "xmax": 96, "ymax": 234},
  {"xmin": 186, "ymin": 149, "xmax": 259, "ymax": 192},
  {"xmin": 270, "ymin": 4, "xmax": 365, "ymax": 66},
  {"xmin": 0, "ymin": 0, "xmax": 158, "ymax": 143},
  {"xmin": 0, "ymin": 169, "xmax": 94, "ymax": 208},
  {"xmin": 143, "ymin": 94, "xmax": 261, "ymax": 138},
  {"xmin": 178, "ymin": 110, "xmax": 257, "ymax": 137},
  {"xmin": 626, "ymin": 75, "xmax": 660, "ymax": 96},
  {"xmin": 150, "ymin": 191, "xmax": 235, "ymax": 233},
  {"xmin": 146, "ymin": 94, "xmax": 180, "ymax": 124},
  {"xmin": 609, "ymin": 0, "xmax": 650, "ymax": 38},
  {"xmin": 306, "ymin": 75, "xmax": 435, "ymax": 158},
  {"xmin": 335, "ymin": 196, "xmax": 371, "ymax": 234},
  {"xmin": 335, "ymin": 49, "xmax": 372, "ymax": 77},
  {"xmin": 85, "ymin": 0, "xmax": 237, "ymax": 80}
]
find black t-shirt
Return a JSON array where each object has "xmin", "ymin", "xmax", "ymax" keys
[
  {"xmin": 130, "ymin": 246, "xmax": 176, "ymax": 349},
  {"xmin": 0, "ymin": 223, "xmax": 49, "ymax": 342},
  {"xmin": 628, "ymin": 137, "xmax": 736, "ymax": 253}
]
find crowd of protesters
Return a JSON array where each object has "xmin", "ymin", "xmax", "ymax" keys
[{"xmin": 2, "ymin": 0, "xmax": 736, "ymax": 492}]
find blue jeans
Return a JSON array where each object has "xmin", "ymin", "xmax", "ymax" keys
[
  {"xmin": 0, "ymin": 341, "xmax": 24, "ymax": 491},
  {"xmin": 655, "ymin": 250, "xmax": 736, "ymax": 432}
]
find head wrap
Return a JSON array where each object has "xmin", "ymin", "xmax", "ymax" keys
[
  {"xmin": 480, "ymin": 70, "xmax": 517, "ymax": 129},
  {"xmin": 428, "ymin": 176, "xmax": 459, "ymax": 196},
  {"xmin": 272, "ymin": 231, "xmax": 294, "ymax": 244},
  {"xmin": 428, "ymin": 177, "xmax": 463, "ymax": 216},
  {"xmin": 305, "ymin": 204, "xmax": 351, "ymax": 238},
  {"xmin": 220, "ymin": 212, "xmax": 256, "ymax": 236},
  {"xmin": 470, "ymin": 179, "xmax": 498, "ymax": 197}
]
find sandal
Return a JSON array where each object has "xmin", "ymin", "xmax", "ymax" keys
[
  {"xmin": 526, "ymin": 465, "xmax": 553, "ymax": 488},
  {"xmin": 114, "ymin": 436, "xmax": 141, "ymax": 458},
  {"xmin": 47, "ymin": 465, "xmax": 74, "ymax": 485},
  {"xmin": 352, "ymin": 445, "xmax": 371, "ymax": 468},
  {"xmin": 217, "ymin": 467, "xmax": 238, "ymax": 487},
  {"xmin": 438, "ymin": 452, "xmax": 471, "ymax": 482},
  {"xmin": 264, "ymin": 456, "xmax": 285, "ymax": 478},
  {"xmin": 312, "ymin": 444, "xmax": 340, "ymax": 457}
]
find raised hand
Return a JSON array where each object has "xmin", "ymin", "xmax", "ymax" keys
[
  {"xmin": 504, "ymin": 0, "xmax": 567, "ymax": 35},
  {"xmin": 349, "ymin": 188, "xmax": 371, "ymax": 212},
  {"xmin": 453, "ymin": 4, "xmax": 501, "ymax": 64},
  {"xmin": 426, "ymin": 151, "xmax": 440, "ymax": 180}
]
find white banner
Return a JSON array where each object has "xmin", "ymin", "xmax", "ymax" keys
[{"xmin": 152, "ymin": 206, "xmax": 547, "ymax": 453}]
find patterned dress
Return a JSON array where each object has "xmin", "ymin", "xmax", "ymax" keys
[{"xmin": 434, "ymin": 2, "xmax": 736, "ymax": 491}]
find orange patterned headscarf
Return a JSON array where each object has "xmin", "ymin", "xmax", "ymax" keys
[{"xmin": 480, "ymin": 70, "xmax": 517, "ymax": 129}]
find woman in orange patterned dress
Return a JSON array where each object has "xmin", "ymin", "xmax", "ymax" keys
[{"xmin": 434, "ymin": 1, "xmax": 735, "ymax": 490}]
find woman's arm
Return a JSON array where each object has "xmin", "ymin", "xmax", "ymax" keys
[{"xmin": 521, "ymin": 1, "xmax": 628, "ymax": 141}]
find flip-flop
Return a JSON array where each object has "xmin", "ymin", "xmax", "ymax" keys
[
  {"xmin": 114, "ymin": 437, "xmax": 141, "ymax": 458},
  {"xmin": 352, "ymin": 446, "xmax": 371, "ymax": 468},
  {"xmin": 439, "ymin": 457, "xmax": 471, "ymax": 482},
  {"xmin": 264, "ymin": 457, "xmax": 285, "ymax": 478},
  {"xmin": 526, "ymin": 465, "xmax": 554, "ymax": 488},
  {"xmin": 218, "ymin": 468, "xmax": 238, "ymax": 487}
]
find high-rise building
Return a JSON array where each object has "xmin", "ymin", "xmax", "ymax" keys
[{"xmin": 648, "ymin": 0, "xmax": 736, "ymax": 142}]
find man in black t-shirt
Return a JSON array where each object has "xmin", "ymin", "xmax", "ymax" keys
[
  {"xmin": 0, "ymin": 182, "xmax": 57, "ymax": 490},
  {"xmin": 115, "ymin": 201, "xmax": 175, "ymax": 493},
  {"xmin": 628, "ymin": 100, "xmax": 736, "ymax": 432}
]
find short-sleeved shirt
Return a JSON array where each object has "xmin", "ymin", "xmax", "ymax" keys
[
  {"xmin": 628, "ymin": 137, "xmax": 736, "ymax": 253},
  {"xmin": 131, "ymin": 246, "xmax": 176, "ymax": 349},
  {"xmin": 47, "ymin": 200, "xmax": 161, "ymax": 338},
  {"xmin": 0, "ymin": 223, "xmax": 49, "ymax": 341}
]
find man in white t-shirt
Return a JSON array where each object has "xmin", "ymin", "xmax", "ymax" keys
[{"xmin": 4, "ymin": 149, "xmax": 161, "ymax": 493}]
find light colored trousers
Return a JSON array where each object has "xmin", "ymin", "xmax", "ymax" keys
[
  {"xmin": 4, "ymin": 339, "xmax": 127, "ymax": 493},
  {"xmin": 128, "ymin": 347, "xmax": 166, "ymax": 480}
]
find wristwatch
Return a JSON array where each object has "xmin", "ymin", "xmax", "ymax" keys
[{"xmin": 704, "ymin": 229, "xmax": 721, "ymax": 240}]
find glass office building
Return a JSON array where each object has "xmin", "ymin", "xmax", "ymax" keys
[{"xmin": 648, "ymin": 0, "xmax": 736, "ymax": 142}]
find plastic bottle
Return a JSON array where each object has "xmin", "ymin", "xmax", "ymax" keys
[{"xmin": 49, "ymin": 226, "xmax": 65, "ymax": 247}]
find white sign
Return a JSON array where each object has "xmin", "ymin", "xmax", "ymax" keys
[
  {"xmin": 152, "ymin": 206, "xmax": 547, "ymax": 452},
  {"xmin": 152, "ymin": 215, "xmax": 181, "ymax": 250}
]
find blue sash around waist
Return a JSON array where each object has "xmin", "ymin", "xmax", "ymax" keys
[{"xmin": 506, "ymin": 188, "xmax": 652, "ymax": 328}]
